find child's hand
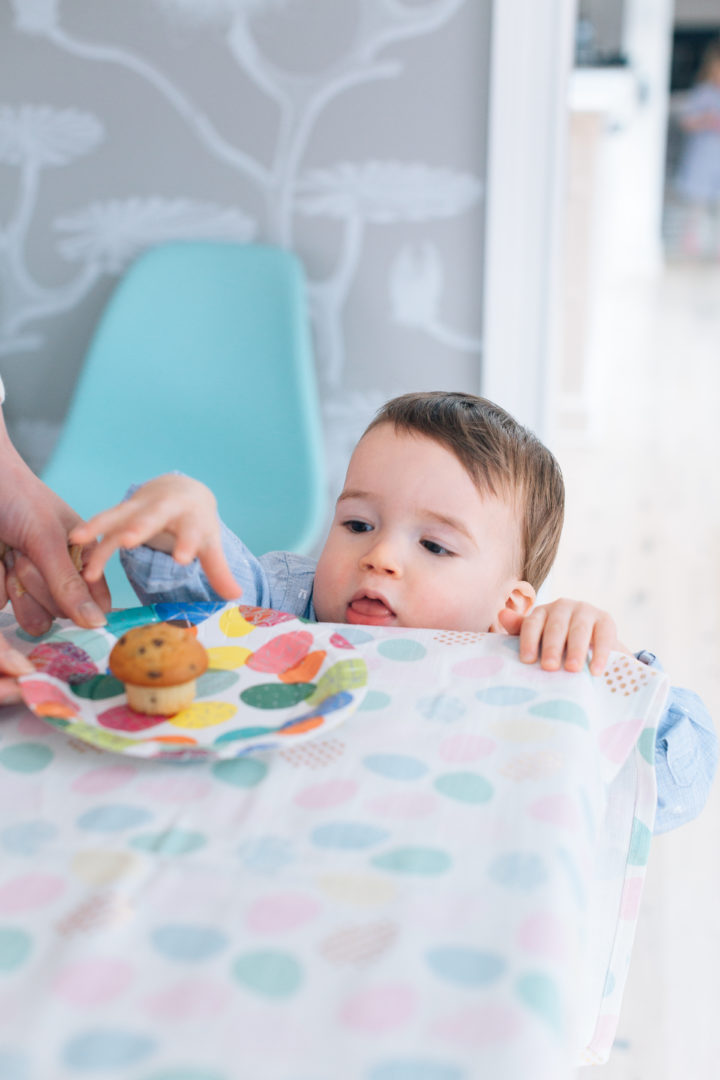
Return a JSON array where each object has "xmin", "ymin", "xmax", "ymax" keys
[
  {"xmin": 69, "ymin": 475, "xmax": 242, "ymax": 602},
  {"xmin": 498, "ymin": 598, "xmax": 628, "ymax": 676}
]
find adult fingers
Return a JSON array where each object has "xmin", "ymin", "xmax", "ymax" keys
[
  {"xmin": 0, "ymin": 632, "xmax": 35, "ymax": 677},
  {"xmin": 5, "ymin": 555, "xmax": 55, "ymax": 636},
  {"xmin": 24, "ymin": 537, "xmax": 106, "ymax": 629},
  {"xmin": 0, "ymin": 677, "xmax": 24, "ymax": 705},
  {"xmin": 0, "ymin": 561, "xmax": 7, "ymax": 609}
]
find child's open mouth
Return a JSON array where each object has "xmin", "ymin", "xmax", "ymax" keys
[{"xmin": 346, "ymin": 595, "xmax": 397, "ymax": 625}]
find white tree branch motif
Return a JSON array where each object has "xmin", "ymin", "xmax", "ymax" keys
[{"xmin": 6, "ymin": 0, "xmax": 482, "ymax": 467}]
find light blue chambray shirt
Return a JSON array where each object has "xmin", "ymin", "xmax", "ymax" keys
[{"xmin": 121, "ymin": 520, "xmax": 717, "ymax": 836}]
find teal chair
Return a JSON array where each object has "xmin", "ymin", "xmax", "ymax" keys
[{"xmin": 42, "ymin": 242, "xmax": 326, "ymax": 607}]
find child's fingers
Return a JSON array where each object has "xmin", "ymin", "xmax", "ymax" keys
[
  {"xmin": 563, "ymin": 614, "xmax": 596, "ymax": 672},
  {"xmin": 588, "ymin": 615, "xmax": 618, "ymax": 676},
  {"xmin": 537, "ymin": 602, "xmax": 576, "ymax": 670},
  {"xmin": 197, "ymin": 541, "xmax": 243, "ymax": 601},
  {"xmin": 518, "ymin": 606, "xmax": 548, "ymax": 663}
]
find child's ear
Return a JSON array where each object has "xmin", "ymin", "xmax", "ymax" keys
[{"xmin": 490, "ymin": 580, "xmax": 535, "ymax": 633}]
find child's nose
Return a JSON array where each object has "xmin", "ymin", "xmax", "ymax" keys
[{"xmin": 359, "ymin": 536, "xmax": 402, "ymax": 576}]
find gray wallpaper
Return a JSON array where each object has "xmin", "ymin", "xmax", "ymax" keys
[{"xmin": 0, "ymin": 0, "xmax": 490, "ymax": 499}]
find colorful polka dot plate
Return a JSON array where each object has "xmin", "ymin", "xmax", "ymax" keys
[{"xmin": 18, "ymin": 603, "xmax": 368, "ymax": 761}]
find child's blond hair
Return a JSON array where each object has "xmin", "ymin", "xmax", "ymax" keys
[{"xmin": 365, "ymin": 391, "xmax": 564, "ymax": 590}]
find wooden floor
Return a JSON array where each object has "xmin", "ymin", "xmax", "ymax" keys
[{"xmin": 550, "ymin": 260, "xmax": 720, "ymax": 1079}]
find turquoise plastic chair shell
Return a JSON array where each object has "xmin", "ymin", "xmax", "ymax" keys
[{"xmin": 42, "ymin": 242, "xmax": 326, "ymax": 607}]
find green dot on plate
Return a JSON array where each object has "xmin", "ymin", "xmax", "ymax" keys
[
  {"xmin": 240, "ymin": 683, "xmax": 314, "ymax": 710},
  {"xmin": 232, "ymin": 950, "xmax": 303, "ymax": 998},
  {"xmin": 0, "ymin": 743, "xmax": 54, "ymax": 773},
  {"xmin": 377, "ymin": 639, "xmax": 427, "ymax": 662},
  {"xmin": 71, "ymin": 674, "xmax": 125, "ymax": 700},
  {"xmin": 197, "ymin": 669, "xmax": 239, "ymax": 696}
]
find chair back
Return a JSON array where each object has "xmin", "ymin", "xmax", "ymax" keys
[{"xmin": 42, "ymin": 242, "xmax": 326, "ymax": 606}]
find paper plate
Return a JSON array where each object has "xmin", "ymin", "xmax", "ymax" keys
[{"xmin": 18, "ymin": 602, "xmax": 368, "ymax": 761}]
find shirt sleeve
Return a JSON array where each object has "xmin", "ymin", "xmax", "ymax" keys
[
  {"xmin": 0, "ymin": 373, "xmax": 5, "ymax": 405},
  {"xmin": 636, "ymin": 651, "xmax": 718, "ymax": 834}
]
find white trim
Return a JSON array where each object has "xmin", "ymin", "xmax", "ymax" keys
[
  {"xmin": 481, "ymin": 0, "xmax": 576, "ymax": 438},
  {"xmin": 0, "ymin": 373, "xmax": 4, "ymax": 405}
]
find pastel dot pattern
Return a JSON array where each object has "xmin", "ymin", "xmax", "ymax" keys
[
  {"xmin": 0, "ymin": 605, "xmax": 666, "ymax": 1078},
  {"xmin": 17, "ymin": 604, "xmax": 368, "ymax": 761}
]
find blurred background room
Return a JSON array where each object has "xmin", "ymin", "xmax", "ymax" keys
[{"xmin": 1, "ymin": 2, "xmax": 718, "ymax": 1076}]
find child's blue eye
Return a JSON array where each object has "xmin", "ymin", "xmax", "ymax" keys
[
  {"xmin": 421, "ymin": 539, "xmax": 453, "ymax": 556},
  {"xmin": 344, "ymin": 520, "xmax": 372, "ymax": 534}
]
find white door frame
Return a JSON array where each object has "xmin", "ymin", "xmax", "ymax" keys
[{"xmin": 481, "ymin": 0, "xmax": 577, "ymax": 437}]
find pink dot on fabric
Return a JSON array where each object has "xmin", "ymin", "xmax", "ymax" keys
[
  {"xmin": 599, "ymin": 717, "xmax": 645, "ymax": 764},
  {"xmin": 0, "ymin": 873, "xmax": 65, "ymax": 915},
  {"xmin": 52, "ymin": 958, "xmax": 133, "ymax": 1006},
  {"xmin": 246, "ymin": 893, "xmax": 321, "ymax": 934},
  {"xmin": 438, "ymin": 734, "xmax": 496, "ymax": 763},
  {"xmin": 433, "ymin": 1003, "xmax": 523, "ymax": 1047},
  {"xmin": 134, "ymin": 776, "xmax": 212, "ymax": 803},
  {"xmin": 590, "ymin": 1012, "xmax": 621, "ymax": 1052},
  {"xmin": 516, "ymin": 912, "xmax": 567, "ymax": 961},
  {"xmin": 71, "ymin": 764, "xmax": 137, "ymax": 795},
  {"xmin": 451, "ymin": 656, "xmax": 504, "ymax": 679},
  {"xmin": 528, "ymin": 794, "xmax": 580, "ymax": 830},
  {"xmin": 144, "ymin": 978, "xmax": 229, "ymax": 1021},
  {"xmin": 340, "ymin": 983, "xmax": 415, "ymax": 1032},
  {"xmin": 294, "ymin": 779, "xmax": 358, "ymax": 810},
  {"xmin": 363, "ymin": 791, "xmax": 438, "ymax": 819},
  {"xmin": 620, "ymin": 876, "xmax": 644, "ymax": 920}
]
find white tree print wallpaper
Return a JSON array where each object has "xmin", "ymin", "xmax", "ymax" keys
[{"xmin": 0, "ymin": 0, "xmax": 489, "ymax": 506}]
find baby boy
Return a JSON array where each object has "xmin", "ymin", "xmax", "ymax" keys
[{"xmin": 72, "ymin": 391, "xmax": 716, "ymax": 832}]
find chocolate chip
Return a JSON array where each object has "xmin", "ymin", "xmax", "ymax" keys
[
  {"xmin": 119, "ymin": 636, "xmax": 127, "ymax": 646},
  {"xmin": 138, "ymin": 646, "xmax": 146, "ymax": 654},
  {"xmin": 152, "ymin": 639, "xmax": 165, "ymax": 647},
  {"xmin": 147, "ymin": 670, "xmax": 162, "ymax": 679}
]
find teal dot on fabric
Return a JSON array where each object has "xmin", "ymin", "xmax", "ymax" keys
[
  {"xmin": 70, "ymin": 674, "xmax": 124, "ymax": 700},
  {"xmin": 363, "ymin": 754, "xmax": 428, "ymax": 781},
  {"xmin": 2, "ymin": 820, "xmax": 58, "ymax": 856},
  {"xmin": 638, "ymin": 728, "xmax": 655, "ymax": 764},
  {"xmin": 427, "ymin": 946, "xmax": 506, "ymax": 987},
  {"xmin": 232, "ymin": 950, "xmax": 302, "ymax": 998},
  {"xmin": 151, "ymin": 925, "xmax": 228, "ymax": 963},
  {"xmin": 358, "ymin": 690, "xmax": 392, "ymax": 712},
  {"xmin": 0, "ymin": 743, "xmax": 54, "ymax": 774},
  {"xmin": 529, "ymin": 699, "xmax": 588, "ymax": 728},
  {"xmin": 371, "ymin": 847, "xmax": 451, "ymax": 876},
  {"xmin": 628, "ymin": 818, "xmax": 652, "ymax": 866},
  {"xmin": 0, "ymin": 928, "xmax": 32, "ymax": 972},
  {"xmin": 488, "ymin": 852, "xmax": 548, "ymax": 890},
  {"xmin": 377, "ymin": 639, "xmax": 427, "ymax": 662},
  {"xmin": 556, "ymin": 846, "xmax": 586, "ymax": 909},
  {"xmin": 434, "ymin": 772, "xmax": 493, "ymax": 804},
  {"xmin": 77, "ymin": 805, "xmax": 154, "ymax": 832},
  {"xmin": 515, "ymin": 972, "xmax": 564, "ymax": 1036},
  {"xmin": 369, "ymin": 1062, "xmax": 464, "ymax": 1080},
  {"xmin": 603, "ymin": 971, "xmax": 616, "ymax": 998},
  {"xmin": 311, "ymin": 823, "xmax": 390, "ymax": 850},
  {"xmin": 212, "ymin": 758, "xmax": 268, "ymax": 788},
  {"xmin": 139, "ymin": 1070, "xmax": 228, "ymax": 1080},
  {"xmin": 335, "ymin": 627, "xmax": 374, "ymax": 645},
  {"xmin": 196, "ymin": 669, "xmax": 239, "ymax": 696},
  {"xmin": 130, "ymin": 829, "xmax": 206, "ymax": 856},
  {"xmin": 63, "ymin": 1029, "xmax": 156, "ymax": 1070},
  {"xmin": 416, "ymin": 694, "xmax": 466, "ymax": 723},
  {"xmin": 0, "ymin": 1050, "xmax": 29, "ymax": 1080},
  {"xmin": 476, "ymin": 687, "xmax": 537, "ymax": 706}
]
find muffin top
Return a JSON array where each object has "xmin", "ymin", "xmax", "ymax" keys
[{"xmin": 109, "ymin": 623, "xmax": 208, "ymax": 687}]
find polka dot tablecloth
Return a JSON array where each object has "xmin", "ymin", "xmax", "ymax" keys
[{"xmin": 0, "ymin": 605, "xmax": 668, "ymax": 1080}]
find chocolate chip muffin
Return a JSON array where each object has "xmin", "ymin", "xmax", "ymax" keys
[{"xmin": 108, "ymin": 623, "xmax": 209, "ymax": 715}]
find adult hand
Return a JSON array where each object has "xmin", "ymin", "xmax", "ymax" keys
[{"xmin": 1, "ymin": 412, "xmax": 111, "ymax": 635}]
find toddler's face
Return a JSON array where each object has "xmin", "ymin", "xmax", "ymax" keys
[{"xmin": 313, "ymin": 424, "xmax": 534, "ymax": 632}]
